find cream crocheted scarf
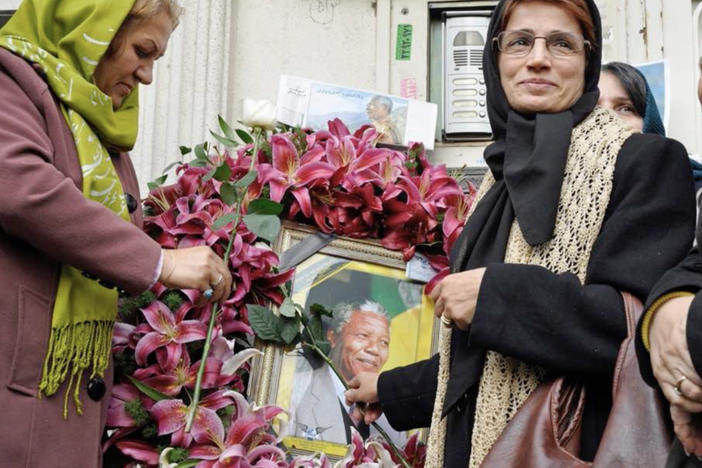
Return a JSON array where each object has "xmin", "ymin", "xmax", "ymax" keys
[{"xmin": 425, "ymin": 108, "xmax": 631, "ymax": 468}]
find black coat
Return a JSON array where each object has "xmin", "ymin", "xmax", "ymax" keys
[
  {"xmin": 636, "ymin": 204, "xmax": 702, "ymax": 386},
  {"xmin": 378, "ymin": 132, "xmax": 695, "ymax": 467},
  {"xmin": 635, "ymin": 156, "xmax": 702, "ymax": 468}
]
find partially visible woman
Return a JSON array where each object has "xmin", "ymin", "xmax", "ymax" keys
[
  {"xmin": 635, "ymin": 57, "xmax": 702, "ymax": 467},
  {"xmin": 0, "ymin": 1, "xmax": 232, "ymax": 466},
  {"xmin": 598, "ymin": 62, "xmax": 651, "ymax": 133},
  {"xmin": 346, "ymin": 1, "xmax": 695, "ymax": 467},
  {"xmin": 598, "ymin": 61, "xmax": 702, "ymax": 194}
]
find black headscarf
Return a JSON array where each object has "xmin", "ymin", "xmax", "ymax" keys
[{"xmin": 450, "ymin": 0, "xmax": 603, "ymax": 272}]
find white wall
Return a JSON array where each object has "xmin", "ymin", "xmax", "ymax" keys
[
  {"xmin": 226, "ymin": 0, "xmax": 380, "ymax": 121},
  {"xmin": 0, "ymin": 0, "xmax": 19, "ymax": 9},
  {"xmin": 597, "ymin": 0, "xmax": 698, "ymax": 154}
]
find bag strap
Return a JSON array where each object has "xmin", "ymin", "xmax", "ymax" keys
[{"xmin": 610, "ymin": 291, "xmax": 641, "ymax": 397}]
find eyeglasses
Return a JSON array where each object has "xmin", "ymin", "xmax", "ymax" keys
[{"xmin": 493, "ymin": 30, "xmax": 591, "ymax": 57}]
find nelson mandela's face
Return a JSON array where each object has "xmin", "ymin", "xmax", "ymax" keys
[{"xmin": 328, "ymin": 310, "xmax": 390, "ymax": 382}]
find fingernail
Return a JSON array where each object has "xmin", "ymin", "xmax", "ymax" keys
[{"xmin": 685, "ymin": 448, "xmax": 690, "ymax": 457}]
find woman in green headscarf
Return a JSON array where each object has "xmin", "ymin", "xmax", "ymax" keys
[{"xmin": 0, "ymin": 1, "xmax": 232, "ymax": 466}]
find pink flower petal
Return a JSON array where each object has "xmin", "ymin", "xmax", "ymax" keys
[
  {"xmin": 140, "ymin": 301, "xmax": 175, "ymax": 333},
  {"xmin": 115, "ymin": 440, "xmax": 160, "ymax": 465},
  {"xmin": 150, "ymin": 399, "xmax": 187, "ymax": 435},
  {"xmin": 134, "ymin": 332, "xmax": 171, "ymax": 366}
]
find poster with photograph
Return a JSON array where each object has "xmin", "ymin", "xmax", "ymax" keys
[
  {"xmin": 276, "ymin": 75, "xmax": 437, "ymax": 149},
  {"xmin": 635, "ymin": 60, "xmax": 670, "ymax": 130}
]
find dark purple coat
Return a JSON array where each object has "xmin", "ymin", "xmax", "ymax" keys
[{"xmin": 0, "ymin": 47, "xmax": 161, "ymax": 467}]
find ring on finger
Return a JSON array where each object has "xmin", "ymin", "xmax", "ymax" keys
[
  {"xmin": 674, "ymin": 375, "xmax": 688, "ymax": 396},
  {"xmin": 440, "ymin": 315, "xmax": 452, "ymax": 327},
  {"xmin": 203, "ymin": 288, "xmax": 214, "ymax": 299}
]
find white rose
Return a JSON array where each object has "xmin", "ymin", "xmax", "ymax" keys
[{"xmin": 241, "ymin": 98, "xmax": 277, "ymax": 130}]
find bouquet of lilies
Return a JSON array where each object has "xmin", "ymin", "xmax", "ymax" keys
[{"xmin": 103, "ymin": 100, "xmax": 475, "ymax": 468}]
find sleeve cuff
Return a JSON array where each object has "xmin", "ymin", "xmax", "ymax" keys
[
  {"xmin": 640, "ymin": 291, "xmax": 694, "ymax": 350},
  {"xmin": 149, "ymin": 249, "xmax": 163, "ymax": 290}
]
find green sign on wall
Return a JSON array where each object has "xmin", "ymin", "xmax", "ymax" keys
[{"xmin": 395, "ymin": 24, "xmax": 413, "ymax": 61}]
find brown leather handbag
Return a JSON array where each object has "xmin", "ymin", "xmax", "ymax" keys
[{"xmin": 480, "ymin": 292, "xmax": 672, "ymax": 468}]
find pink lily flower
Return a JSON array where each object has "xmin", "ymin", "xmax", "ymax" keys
[
  {"xmin": 135, "ymin": 300, "xmax": 208, "ymax": 371},
  {"xmin": 381, "ymin": 196, "xmax": 440, "ymax": 261},
  {"xmin": 354, "ymin": 150, "xmax": 407, "ymax": 191},
  {"xmin": 258, "ymin": 134, "xmax": 335, "ymax": 218},
  {"xmin": 286, "ymin": 186, "xmax": 335, "ymax": 233},
  {"xmin": 441, "ymin": 181, "xmax": 477, "ymax": 252},
  {"xmin": 378, "ymin": 433, "xmax": 426, "ymax": 468},
  {"xmin": 107, "ymin": 382, "xmax": 155, "ymax": 428},
  {"xmin": 132, "ymin": 348, "xmax": 237, "ymax": 397},
  {"xmin": 395, "ymin": 168, "xmax": 462, "ymax": 219},
  {"xmin": 103, "ymin": 383, "xmax": 156, "ymax": 455},
  {"xmin": 176, "ymin": 164, "xmax": 215, "ymax": 198},
  {"xmin": 113, "ymin": 322, "xmax": 136, "ymax": 354},
  {"xmin": 150, "ymin": 390, "xmax": 235, "ymax": 448},
  {"xmin": 288, "ymin": 453, "xmax": 331, "ymax": 468},
  {"xmin": 336, "ymin": 428, "xmax": 396, "ymax": 468},
  {"xmin": 188, "ymin": 391, "xmax": 286, "ymax": 468},
  {"xmin": 327, "ymin": 184, "xmax": 383, "ymax": 238}
]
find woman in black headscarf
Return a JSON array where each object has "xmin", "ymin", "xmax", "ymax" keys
[
  {"xmin": 598, "ymin": 61, "xmax": 664, "ymax": 134},
  {"xmin": 345, "ymin": 0, "xmax": 695, "ymax": 466}
]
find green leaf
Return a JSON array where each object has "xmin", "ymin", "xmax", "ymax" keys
[
  {"xmin": 247, "ymin": 198, "xmax": 283, "ymax": 216},
  {"xmin": 162, "ymin": 161, "xmax": 180, "ymax": 174},
  {"xmin": 236, "ymin": 128, "xmax": 254, "ymax": 144},
  {"xmin": 279, "ymin": 296, "xmax": 297, "ymax": 318},
  {"xmin": 194, "ymin": 142, "xmax": 208, "ymax": 162},
  {"xmin": 316, "ymin": 340, "xmax": 331, "ymax": 356},
  {"xmin": 220, "ymin": 182, "xmax": 237, "ymax": 206},
  {"xmin": 307, "ymin": 313, "xmax": 323, "ymax": 343},
  {"xmin": 127, "ymin": 375, "xmax": 170, "ymax": 402},
  {"xmin": 174, "ymin": 461, "xmax": 200, "ymax": 468},
  {"xmin": 248, "ymin": 304, "xmax": 283, "ymax": 342},
  {"xmin": 212, "ymin": 163, "xmax": 232, "ymax": 182},
  {"xmin": 243, "ymin": 213, "xmax": 281, "ymax": 242},
  {"xmin": 147, "ymin": 174, "xmax": 168, "ymax": 191},
  {"xmin": 310, "ymin": 303, "xmax": 333, "ymax": 318},
  {"xmin": 234, "ymin": 170, "xmax": 258, "ymax": 189},
  {"xmin": 212, "ymin": 213, "xmax": 238, "ymax": 231},
  {"xmin": 280, "ymin": 316, "xmax": 300, "ymax": 345},
  {"xmin": 218, "ymin": 114, "xmax": 237, "ymax": 141},
  {"xmin": 190, "ymin": 158, "xmax": 207, "ymax": 167},
  {"xmin": 210, "ymin": 130, "xmax": 238, "ymax": 148},
  {"xmin": 179, "ymin": 145, "xmax": 192, "ymax": 155}
]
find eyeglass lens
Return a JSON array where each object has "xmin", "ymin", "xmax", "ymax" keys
[{"xmin": 497, "ymin": 31, "xmax": 586, "ymax": 56}]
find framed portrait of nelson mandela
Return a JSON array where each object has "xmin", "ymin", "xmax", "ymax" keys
[{"xmin": 248, "ymin": 222, "xmax": 439, "ymax": 459}]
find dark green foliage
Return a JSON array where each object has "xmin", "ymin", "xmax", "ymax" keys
[{"xmin": 124, "ymin": 399, "xmax": 150, "ymax": 427}]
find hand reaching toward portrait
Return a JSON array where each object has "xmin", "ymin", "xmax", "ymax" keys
[
  {"xmin": 649, "ymin": 295, "xmax": 702, "ymax": 412},
  {"xmin": 429, "ymin": 267, "xmax": 486, "ymax": 330},
  {"xmin": 159, "ymin": 247, "xmax": 232, "ymax": 303},
  {"xmin": 346, "ymin": 372, "xmax": 383, "ymax": 424}
]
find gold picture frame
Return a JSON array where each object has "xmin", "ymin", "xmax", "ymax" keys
[{"xmin": 248, "ymin": 221, "xmax": 439, "ymax": 459}]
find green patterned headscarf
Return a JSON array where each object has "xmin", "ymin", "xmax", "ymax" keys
[{"xmin": 0, "ymin": 0, "xmax": 139, "ymax": 417}]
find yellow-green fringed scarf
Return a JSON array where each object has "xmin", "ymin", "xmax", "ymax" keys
[{"xmin": 0, "ymin": 0, "xmax": 139, "ymax": 417}]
